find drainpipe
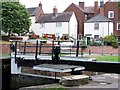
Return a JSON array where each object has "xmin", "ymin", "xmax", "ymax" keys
[
  {"xmin": 108, "ymin": 22, "xmax": 110, "ymax": 35},
  {"xmin": 68, "ymin": 22, "xmax": 70, "ymax": 39}
]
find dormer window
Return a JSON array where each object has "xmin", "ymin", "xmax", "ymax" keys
[{"xmin": 108, "ymin": 11, "xmax": 114, "ymax": 18}]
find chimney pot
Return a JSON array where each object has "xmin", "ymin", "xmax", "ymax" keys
[
  {"xmin": 100, "ymin": 0, "xmax": 104, "ymax": 7},
  {"xmin": 79, "ymin": 2, "xmax": 84, "ymax": 9},
  {"xmin": 39, "ymin": 2, "xmax": 42, "ymax": 8}
]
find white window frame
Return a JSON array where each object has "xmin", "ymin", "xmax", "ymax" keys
[
  {"xmin": 108, "ymin": 11, "xmax": 114, "ymax": 18},
  {"xmin": 94, "ymin": 23, "xmax": 99, "ymax": 30},
  {"xmin": 94, "ymin": 35, "xmax": 99, "ymax": 40},
  {"xmin": 56, "ymin": 22, "xmax": 62, "ymax": 27},
  {"xmin": 40, "ymin": 23, "xmax": 45, "ymax": 28},
  {"xmin": 117, "ymin": 23, "xmax": 120, "ymax": 30}
]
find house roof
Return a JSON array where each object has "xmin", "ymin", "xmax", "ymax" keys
[
  {"xmin": 26, "ymin": 7, "xmax": 38, "ymax": 16},
  {"xmin": 76, "ymin": 5, "xmax": 94, "ymax": 14},
  {"xmin": 36, "ymin": 12, "xmax": 73, "ymax": 23},
  {"xmin": 85, "ymin": 14, "xmax": 113, "ymax": 22},
  {"xmin": 84, "ymin": 6, "xmax": 94, "ymax": 13}
]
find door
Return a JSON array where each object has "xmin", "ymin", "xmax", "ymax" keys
[{"xmin": 87, "ymin": 37, "xmax": 90, "ymax": 45}]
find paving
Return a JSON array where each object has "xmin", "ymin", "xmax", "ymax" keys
[{"xmin": 19, "ymin": 73, "xmax": 120, "ymax": 89}]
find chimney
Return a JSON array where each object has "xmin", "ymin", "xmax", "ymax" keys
[
  {"xmin": 53, "ymin": 6, "xmax": 58, "ymax": 16},
  {"xmin": 39, "ymin": 2, "xmax": 42, "ymax": 8},
  {"xmin": 79, "ymin": 2, "xmax": 84, "ymax": 9},
  {"xmin": 94, "ymin": 1, "xmax": 98, "ymax": 13},
  {"xmin": 107, "ymin": 0, "xmax": 111, "ymax": 2},
  {"xmin": 100, "ymin": 0, "xmax": 104, "ymax": 7},
  {"xmin": 35, "ymin": 2, "xmax": 44, "ymax": 21}
]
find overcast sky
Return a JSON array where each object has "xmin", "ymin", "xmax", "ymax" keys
[{"xmin": 19, "ymin": 0, "xmax": 110, "ymax": 13}]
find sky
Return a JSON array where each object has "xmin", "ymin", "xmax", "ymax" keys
[{"xmin": 19, "ymin": 0, "xmax": 109, "ymax": 13}]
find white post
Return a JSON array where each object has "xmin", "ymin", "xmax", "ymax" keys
[
  {"xmin": 102, "ymin": 27, "xmax": 104, "ymax": 55},
  {"xmin": 11, "ymin": 53, "xmax": 21, "ymax": 74}
]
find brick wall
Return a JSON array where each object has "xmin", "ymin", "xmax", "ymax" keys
[
  {"xmin": 0, "ymin": 44, "xmax": 119, "ymax": 55},
  {"xmin": 84, "ymin": 46, "xmax": 119, "ymax": 54},
  {"xmin": 0, "ymin": 44, "xmax": 10, "ymax": 55}
]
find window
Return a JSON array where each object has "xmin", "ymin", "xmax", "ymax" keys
[
  {"xmin": 40, "ymin": 23, "xmax": 45, "ymax": 28},
  {"xmin": 94, "ymin": 23, "xmax": 99, "ymax": 30},
  {"xmin": 56, "ymin": 22, "xmax": 62, "ymax": 27},
  {"xmin": 108, "ymin": 11, "xmax": 114, "ymax": 18},
  {"xmin": 117, "ymin": 23, "xmax": 120, "ymax": 30},
  {"xmin": 94, "ymin": 35, "xmax": 99, "ymax": 39}
]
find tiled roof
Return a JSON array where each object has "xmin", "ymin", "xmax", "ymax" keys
[
  {"xmin": 76, "ymin": 5, "xmax": 84, "ymax": 12},
  {"xmin": 26, "ymin": 7, "xmax": 38, "ymax": 16},
  {"xmin": 76, "ymin": 5, "xmax": 94, "ymax": 13},
  {"xmin": 84, "ymin": 6, "xmax": 94, "ymax": 13},
  {"xmin": 85, "ymin": 14, "xmax": 112, "ymax": 22},
  {"xmin": 36, "ymin": 12, "xmax": 73, "ymax": 23}
]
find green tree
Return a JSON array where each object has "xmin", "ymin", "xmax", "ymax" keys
[
  {"xmin": 2, "ymin": 2, "xmax": 31, "ymax": 36},
  {"xmin": 118, "ymin": 1, "xmax": 120, "ymax": 8}
]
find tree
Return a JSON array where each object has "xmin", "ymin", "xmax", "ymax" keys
[
  {"xmin": 118, "ymin": 1, "xmax": 120, "ymax": 8},
  {"xmin": 2, "ymin": 2, "xmax": 31, "ymax": 36}
]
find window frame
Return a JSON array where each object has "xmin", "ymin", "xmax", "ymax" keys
[
  {"xmin": 56, "ymin": 22, "xmax": 62, "ymax": 27},
  {"xmin": 117, "ymin": 23, "xmax": 120, "ymax": 30},
  {"xmin": 108, "ymin": 11, "xmax": 114, "ymax": 18},
  {"xmin": 40, "ymin": 23, "xmax": 45, "ymax": 28},
  {"xmin": 94, "ymin": 35, "xmax": 99, "ymax": 39},
  {"xmin": 94, "ymin": 23, "xmax": 99, "ymax": 30}
]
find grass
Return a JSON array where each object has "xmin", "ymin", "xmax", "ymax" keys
[
  {"xmin": 0, "ymin": 40, "xmax": 10, "ymax": 44},
  {"xmin": 86, "ymin": 55, "xmax": 119, "ymax": 62}
]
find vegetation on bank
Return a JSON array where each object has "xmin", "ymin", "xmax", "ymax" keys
[
  {"xmin": 0, "ymin": 40, "xmax": 10, "ymax": 44},
  {"xmin": 89, "ymin": 35, "xmax": 119, "ymax": 48},
  {"xmin": 86, "ymin": 55, "xmax": 119, "ymax": 62}
]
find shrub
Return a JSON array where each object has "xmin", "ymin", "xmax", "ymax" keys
[
  {"xmin": 80, "ymin": 38, "xmax": 87, "ymax": 49},
  {"xmin": 89, "ymin": 40, "xmax": 102, "ymax": 46},
  {"xmin": 104, "ymin": 35, "xmax": 119, "ymax": 48}
]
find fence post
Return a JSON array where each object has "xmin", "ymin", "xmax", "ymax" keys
[
  {"xmin": 58, "ymin": 40, "xmax": 60, "ymax": 45},
  {"xmin": 35, "ymin": 40, "xmax": 38, "ymax": 62},
  {"xmin": 52, "ymin": 40, "xmax": 54, "ymax": 59},
  {"xmin": 76, "ymin": 40, "xmax": 79, "ymax": 57},
  {"xmin": 15, "ymin": 41, "xmax": 17, "ymax": 63},
  {"xmin": 23, "ymin": 41, "xmax": 26, "ymax": 55},
  {"xmin": 39, "ymin": 41, "xmax": 42, "ymax": 55}
]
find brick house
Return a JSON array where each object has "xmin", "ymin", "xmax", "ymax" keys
[
  {"xmin": 64, "ymin": 1, "xmax": 120, "ymax": 40},
  {"xmin": 64, "ymin": 3, "xmax": 84, "ymax": 39},
  {"xmin": 95, "ymin": 1, "xmax": 120, "ymax": 41},
  {"xmin": 64, "ymin": 1, "xmax": 100, "ymax": 39}
]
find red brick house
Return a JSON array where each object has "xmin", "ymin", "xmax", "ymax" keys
[
  {"xmin": 104, "ymin": 1, "xmax": 120, "ymax": 39},
  {"xmin": 64, "ymin": 3, "xmax": 84, "ymax": 39},
  {"xmin": 95, "ymin": 1, "xmax": 120, "ymax": 40},
  {"xmin": 64, "ymin": 1, "xmax": 120, "ymax": 40},
  {"xmin": 64, "ymin": 2, "xmax": 99, "ymax": 39}
]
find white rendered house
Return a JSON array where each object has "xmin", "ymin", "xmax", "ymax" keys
[
  {"xmin": 84, "ymin": 14, "xmax": 113, "ymax": 44},
  {"xmin": 35, "ymin": 7, "xmax": 77, "ymax": 39},
  {"xmin": 26, "ymin": 2, "xmax": 44, "ymax": 34}
]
